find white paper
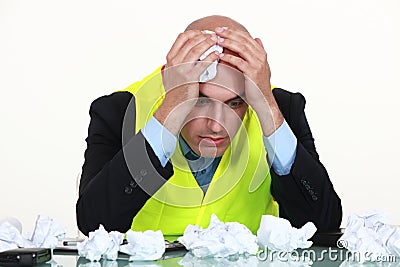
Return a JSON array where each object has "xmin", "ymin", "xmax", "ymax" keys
[
  {"xmin": 199, "ymin": 30, "xmax": 223, "ymax": 82},
  {"xmin": 178, "ymin": 214, "xmax": 258, "ymax": 258},
  {"xmin": 119, "ymin": 229, "xmax": 165, "ymax": 261},
  {"xmin": 0, "ymin": 215, "xmax": 66, "ymax": 252},
  {"xmin": 257, "ymin": 215, "xmax": 317, "ymax": 252},
  {"xmin": 0, "ymin": 217, "xmax": 22, "ymax": 233},
  {"xmin": 0, "ymin": 223, "xmax": 19, "ymax": 252},
  {"xmin": 28, "ymin": 215, "xmax": 67, "ymax": 249},
  {"xmin": 104, "ymin": 231, "xmax": 124, "ymax": 260},
  {"xmin": 338, "ymin": 211, "xmax": 400, "ymax": 263},
  {"xmin": 77, "ymin": 225, "xmax": 124, "ymax": 262}
]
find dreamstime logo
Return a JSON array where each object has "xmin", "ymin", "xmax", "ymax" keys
[
  {"xmin": 256, "ymin": 240, "xmax": 397, "ymax": 263},
  {"xmin": 336, "ymin": 239, "xmax": 348, "ymax": 249}
]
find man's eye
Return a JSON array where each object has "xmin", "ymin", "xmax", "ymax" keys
[
  {"xmin": 228, "ymin": 100, "xmax": 244, "ymax": 109},
  {"xmin": 196, "ymin": 97, "xmax": 210, "ymax": 105}
]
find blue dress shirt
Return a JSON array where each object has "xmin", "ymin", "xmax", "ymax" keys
[{"xmin": 141, "ymin": 115, "xmax": 297, "ymax": 191}]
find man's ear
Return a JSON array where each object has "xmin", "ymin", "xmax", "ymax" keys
[{"xmin": 254, "ymin": 38, "xmax": 264, "ymax": 48}]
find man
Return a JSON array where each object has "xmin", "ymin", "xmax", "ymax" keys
[{"xmin": 76, "ymin": 15, "xmax": 342, "ymax": 238}]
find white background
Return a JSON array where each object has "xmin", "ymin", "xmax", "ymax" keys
[{"xmin": 1, "ymin": 0, "xmax": 399, "ymax": 236}]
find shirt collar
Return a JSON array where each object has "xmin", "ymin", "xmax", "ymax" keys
[{"xmin": 178, "ymin": 135, "xmax": 200, "ymax": 160}]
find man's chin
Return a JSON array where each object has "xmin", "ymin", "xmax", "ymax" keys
[{"xmin": 198, "ymin": 146, "xmax": 227, "ymax": 158}]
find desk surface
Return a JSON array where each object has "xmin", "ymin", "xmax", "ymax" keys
[{"xmin": 47, "ymin": 247, "xmax": 399, "ymax": 267}]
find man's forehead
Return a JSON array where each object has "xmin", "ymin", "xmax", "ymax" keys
[
  {"xmin": 211, "ymin": 63, "xmax": 244, "ymax": 89},
  {"xmin": 199, "ymin": 83, "xmax": 243, "ymax": 102},
  {"xmin": 200, "ymin": 64, "xmax": 245, "ymax": 99}
]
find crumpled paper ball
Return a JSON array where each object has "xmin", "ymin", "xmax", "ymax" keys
[
  {"xmin": 77, "ymin": 225, "xmax": 124, "ymax": 261},
  {"xmin": 0, "ymin": 222, "xmax": 24, "ymax": 252},
  {"xmin": 119, "ymin": 229, "xmax": 165, "ymax": 261},
  {"xmin": 178, "ymin": 214, "xmax": 258, "ymax": 258},
  {"xmin": 256, "ymin": 215, "xmax": 317, "ymax": 252},
  {"xmin": 0, "ymin": 217, "xmax": 22, "ymax": 233},
  {"xmin": 0, "ymin": 215, "xmax": 66, "ymax": 252},
  {"xmin": 28, "ymin": 215, "xmax": 67, "ymax": 249},
  {"xmin": 338, "ymin": 211, "xmax": 400, "ymax": 263},
  {"xmin": 199, "ymin": 30, "xmax": 223, "ymax": 82}
]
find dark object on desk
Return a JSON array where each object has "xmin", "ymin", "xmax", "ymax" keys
[
  {"xmin": 62, "ymin": 237, "xmax": 85, "ymax": 246},
  {"xmin": 0, "ymin": 248, "xmax": 51, "ymax": 266},
  {"xmin": 311, "ymin": 229, "xmax": 344, "ymax": 247},
  {"xmin": 165, "ymin": 240, "xmax": 186, "ymax": 251}
]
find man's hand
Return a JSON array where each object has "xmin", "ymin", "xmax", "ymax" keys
[
  {"xmin": 154, "ymin": 30, "xmax": 219, "ymax": 136},
  {"xmin": 214, "ymin": 27, "xmax": 284, "ymax": 136}
]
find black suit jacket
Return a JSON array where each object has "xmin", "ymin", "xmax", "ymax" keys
[{"xmin": 76, "ymin": 88, "xmax": 342, "ymax": 236}]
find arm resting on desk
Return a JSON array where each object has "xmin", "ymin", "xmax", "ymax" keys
[
  {"xmin": 76, "ymin": 92, "xmax": 173, "ymax": 235},
  {"xmin": 270, "ymin": 89, "xmax": 342, "ymax": 232}
]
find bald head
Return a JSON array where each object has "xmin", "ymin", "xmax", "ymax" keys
[
  {"xmin": 185, "ymin": 15, "xmax": 248, "ymax": 33},
  {"xmin": 185, "ymin": 15, "xmax": 250, "ymax": 72}
]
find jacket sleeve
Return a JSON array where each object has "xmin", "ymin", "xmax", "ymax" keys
[
  {"xmin": 271, "ymin": 89, "xmax": 342, "ymax": 232},
  {"xmin": 76, "ymin": 92, "xmax": 173, "ymax": 236}
]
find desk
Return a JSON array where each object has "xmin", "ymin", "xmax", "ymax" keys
[{"xmin": 47, "ymin": 247, "xmax": 399, "ymax": 267}]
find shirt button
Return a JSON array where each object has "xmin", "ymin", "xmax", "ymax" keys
[
  {"xmin": 124, "ymin": 186, "xmax": 133, "ymax": 195},
  {"xmin": 312, "ymin": 195, "xmax": 318, "ymax": 201},
  {"xmin": 201, "ymin": 170, "xmax": 206, "ymax": 174}
]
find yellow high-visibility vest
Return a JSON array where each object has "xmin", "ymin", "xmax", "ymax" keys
[{"xmin": 122, "ymin": 66, "xmax": 279, "ymax": 240}]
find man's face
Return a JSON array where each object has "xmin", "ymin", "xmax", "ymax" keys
[{"xmin": 180, "ymin": 64, "xmax": 247, "ymax": 158}]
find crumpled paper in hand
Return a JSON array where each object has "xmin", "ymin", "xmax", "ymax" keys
[
  {"xmin": 338, "ymin": 211, "xmax": 400, "ymax": 263},
  {"xmin": 119, "ymin": 229, "xmax": 165, "ymax": 261},
  {"xmin": 0, "ymin": 215, "xmax": 66, "ymax": 252},
  {"xmin": 257, "ymin": 215, "xmax": 317, "ymax": 252},
  {"xmin": 77, "ymin": 225, "xmax": 124, "ymax": 261},
  {"xmin": 177, "ymin": 214, "xmax": 259, "ymax": 258},
  {"xmin": 199, "ymin": 30, "xmax": 223, "ymax": 82}
]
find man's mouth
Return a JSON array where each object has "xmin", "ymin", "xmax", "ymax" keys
[{"xmin": 199, "ymin": 136, "xmax": 227, "ymax": 146}]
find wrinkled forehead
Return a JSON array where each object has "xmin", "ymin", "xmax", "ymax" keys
[{"xmin": 201, "ymin": 62, "xmax": 245, "ymax": 96}]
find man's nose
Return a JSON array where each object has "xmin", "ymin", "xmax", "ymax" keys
[{"xmin": 206, "ymin": 103, "xmax": 225, "ymax": 134}]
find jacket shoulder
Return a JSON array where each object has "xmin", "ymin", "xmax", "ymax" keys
[
  {"xmin": 272, "ymin": 88, "xmax": 306, "ymax": 123},
  {"xmin": 90, "ymin": 91, "xmax": 134, "ymax": 114},
  {"xmin": 87, "ymin": 91, "xmax": 135, "ymax": 141}
]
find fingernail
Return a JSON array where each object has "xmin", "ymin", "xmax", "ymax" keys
[
  {"xmin": 215, "ymin": 27, "xmax": 224, "ymax": 33},
  {"xmin": 214, "ymin": 51, "xmax": 220, "ymax": 56},
  {"xmin": 219, "ymin": 53, "xmax": 224, "ymax": 58},
  {"xmin": 211, "ymin": 36, "xmax": 217, "ymax": 42},
  {"xmin": 218, "ymin": 37, "xmax": 224, "ymax": 43},
  {"xmin": 222, "ymin": 26, "xmax": 228, "ymax": 30}
]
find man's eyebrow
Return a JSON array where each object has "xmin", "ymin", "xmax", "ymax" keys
[{"xmin": 199, "ymin": 92, "xmax": 245, "ymax": 102}]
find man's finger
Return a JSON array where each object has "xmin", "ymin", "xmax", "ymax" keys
[
  {"xmin": 218, "ymin": 53, "xmax": 249, "ymax": 74},
  {"xmin": 181, "ymin": 35, "xmax": 218, "ymax": 63},
  {"xmin": 254, "ymin": 38, "xmax": 264, "ymax": 49},
  {"xmin": 167, "ymin": 30, "xmax": 203, "ymax": 62},
  {"xmin": 215, "ymin": 27, "xmax": 263, "ymax": 62},
  {"xmin": 192, "ymin": 51, "xmax": 220, "ymax": 79}
]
